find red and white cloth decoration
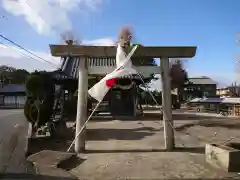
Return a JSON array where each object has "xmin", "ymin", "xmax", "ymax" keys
[{"xmin": 88, "ymin": 44, "xmax": 138, "ymax": 102}]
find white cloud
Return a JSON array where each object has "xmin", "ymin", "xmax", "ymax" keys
[
  {"xmin": 82, "ymin": 38, "xmax": 115, "ymax": 46},
  {"xmin": 0, "ymin": 43, "xmax": 61, "ymax": 72},
  {"xmin": 0, "ymin": 37, "xmax": 115, "ymax": 71},
  {"xmin": 2, "ymin": 0, "xmax": 104, "ymax": 35}
]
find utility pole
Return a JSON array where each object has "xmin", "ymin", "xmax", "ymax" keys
[{"xmin": 160, "ymin": 57, "xmax": 175, "ymax": 151}]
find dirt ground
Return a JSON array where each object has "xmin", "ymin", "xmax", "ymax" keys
[{"xmin": 27, "ymin": 110, "xmax": 240, "ymax": 179}]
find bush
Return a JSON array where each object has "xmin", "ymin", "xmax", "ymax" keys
[{"xmin": 24, "ymin": 72, "xmax": 55, "ymax": 125}]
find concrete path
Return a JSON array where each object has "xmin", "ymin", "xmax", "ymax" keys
[
  {"xmin": 0, "ymin": 110, "xmax": 33, "ymax": 174},
  {"xmin": 0, "ymin": 109, "xmax": 23, "ymax": 118}
]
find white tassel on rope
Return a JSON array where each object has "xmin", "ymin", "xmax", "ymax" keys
[
  {"xmin": 134, "ymin": 67, "xmax": 188, "ymax": 147},
  {"xmin": 120, "ymin": 45, "xmax": 160, "ymax": 108},
  {"xmin": 133, "ymin": 67, "xmax": 161, "ymax": 109}
]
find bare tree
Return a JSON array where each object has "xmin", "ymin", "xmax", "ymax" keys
[
  {"xmin": 169, "ymin": 59, "xmax": 189, "ymax": 104},
  {"xmin": 60, "ymin": 30, "xmax": 81, "ymax": 45},
  {"xmin": 236, "ymin": 54, "xmax": 240, "ymax": 86},
  {"xmin": 170, "ymin": 59, "xmax": 188, "ymax": 89},
  {"xmin": 227, "ymin": 82, "xmax": 240, "ymax": 97},
  {"xmin": 118, "ymin": 25, "xmax": 133, "ymax": 47},
  {"xmin": 231, "ymin": 32, "xmax": 240, "ymax": 96},
  {"xmin": 235, "ymin": 62, "xmax": 240, "ymax": 96}
]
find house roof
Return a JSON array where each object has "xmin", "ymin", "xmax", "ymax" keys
[
  {"xmin": 0, "ymin": 84, "xmax": 26, "ymax": 93},
  {"xmin": 188, "ymin": 76, "xmax": 217, "ymax": 85},
  {"xmin": 188, "ymin": 97, "xmax": 240, "ymax": 104}
]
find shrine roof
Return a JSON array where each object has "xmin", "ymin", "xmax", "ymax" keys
[
  {"xmin": 88, "ymin": 57, "xmax": 116, "ymax": 67},
  {"xmin": 60, "ymin": 57, "xmax": 155, "ymax": 79}
]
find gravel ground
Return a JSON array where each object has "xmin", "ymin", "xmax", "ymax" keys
[
  {"xmin": 2, "ymin": 109, "xmax": 240, "ymax": 179},
  {"xmin": 68, "ymin": 111, "xmax": 240, "ymax": 179}
]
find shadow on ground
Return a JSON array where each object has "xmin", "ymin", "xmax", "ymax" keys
[
  {"xmin": 26, "ymin": 126, "xmax": 75, "ymax": 156},
  {"xmin": 58, "ymin": 156, "xmax": 86, "ymax": 171},
  {"xmin": 0, "ymin": 173, "xmax": 78, "ymax": 180},
  {"xmin": 27, "ymin": 126, "xmax": 161, "ymax": 155},
  {"xmin": 143, "ymin": 112, "xmax": 231, "ymax": 121},
  {"xmin": 27, "ymin": 137, "xmax": 70, "ymax": 156},
  {"xmin": 200, "ymin": 121, "xmax": 240, "ymax": 129},
  {"xmin": 27, "ymin": 112, "xmax": 234, "ymax": 156},
  {"xmin": 175, "ymin": 119, "xmax": 240, "ymax": 131},
  {"xmin": 85, "ymin": 146, "xmax": 205, "ymax": 154},
  {"xmin": 88, "ymin": 115, "xmax": 115, "ymax": 122},
  {"xmin": 68, "ymin": 111, "xmax": 230, "ymax": 122},
  {"xmin": 141, "ymin": 106, "xmax": 161, "ymax": 111},
  {"xmin": 86, "ymin": 127, "xmax": 160, "ymax": 141},
  {"xmin": 102, "ymin": 112, "xmax": 230, "ymax": 121}
]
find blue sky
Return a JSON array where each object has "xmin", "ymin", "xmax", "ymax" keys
[{"xmin": 0, "ymin": 0, "xmax": 240, "ymax": 87}]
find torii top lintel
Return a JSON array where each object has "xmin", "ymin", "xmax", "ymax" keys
[{"xmin": 49, "ymin": 45, "xmax": 197, "ymax": 58}]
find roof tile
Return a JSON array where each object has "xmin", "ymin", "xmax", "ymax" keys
[{"xmin": 0, "ymin": 84, "xmax": 26, "ymax": 93}]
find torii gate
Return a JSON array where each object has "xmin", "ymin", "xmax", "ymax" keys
[{"xmin": 49, "ymin": 45, "xmax": 197, "ymax": 153}]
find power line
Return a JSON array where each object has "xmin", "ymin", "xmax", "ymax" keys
[
  {"xmin": 1, "ymin": 42, "xmax": 36, "ymax": 60},
  {"xmin": 0, "ymin": 42, "xmax": 58, "ymax": 68},
  {"xmin": 0, "ymin": 34, "xmax": 57, "ymax": 67}
]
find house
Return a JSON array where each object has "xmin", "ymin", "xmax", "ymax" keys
[
  {"xmin": 0, "ymin": 84, "xmax": 26, "ymax": 109},
  {"xmin": 217, "ymin": 85, "xmax": 240, "ymax": 97},
  {"xmin": 183, "ymin": 76, "xmax": 217, "ymax": 101},
  {"xmin": 216, "ymin": 87, "xmax": 230, "ymax": 97},
  {"xmin": 188, "ymin": 97, "xmax": 240, "ymax": 116}
]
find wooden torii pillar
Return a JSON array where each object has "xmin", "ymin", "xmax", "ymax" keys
[{"xmin": 49, "ymin": 45, "xmax": 197, "ymax": 153}]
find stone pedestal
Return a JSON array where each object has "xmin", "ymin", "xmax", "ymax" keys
[{"xmin": 205, "ymin": 143, "xmax": 240, "ymax": 172}]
